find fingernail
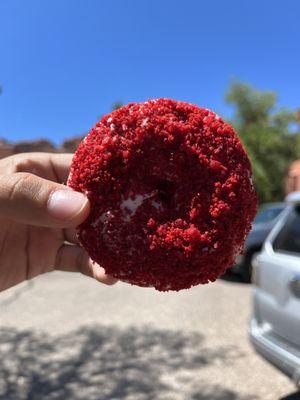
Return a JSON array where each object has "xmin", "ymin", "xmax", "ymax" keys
[{"xmin": 48, "ymin": 189, "xmax": 89, "ymax": 220}]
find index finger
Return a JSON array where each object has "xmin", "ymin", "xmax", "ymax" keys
[{"xmin": 0, "ymin": 152, "xmax": 74, "ymax": 184}]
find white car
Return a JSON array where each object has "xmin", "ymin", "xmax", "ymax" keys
[{"xmin": 249, "ymin": 192, "xmax": 300, "ymax": 387}]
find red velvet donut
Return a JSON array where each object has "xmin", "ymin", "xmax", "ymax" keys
[{"xmin": 68, "ymin": 99, "xmax": 257, "ymax": 291}]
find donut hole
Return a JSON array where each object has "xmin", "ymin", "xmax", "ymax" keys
[
  {"xmin": 175, "ymin": 110, "xmax": 189, "ymax": 123},
  {"xmin": 156, "ymin": 179, "xmax": 175, "ymax": 206}
]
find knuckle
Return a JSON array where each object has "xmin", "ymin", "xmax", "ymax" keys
[
  {"xmin": 12, "ymin": 154, "xmax": 40, "ymax": 175},
  {"xmin": 0, "ymin": 153, "xmax": 44, "ymax": 175},
  {"xmin": 5, "ymin": 172, "xmax": 34, "ymax": 202}
]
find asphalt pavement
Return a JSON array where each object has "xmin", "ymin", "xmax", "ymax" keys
[{"xmin": 0, "ymin": 271, "xmax": 298, "ymax": 400}]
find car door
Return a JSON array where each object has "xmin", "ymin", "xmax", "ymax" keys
[{"xmin": 257, "ymin": 204, "xmax": 300, "ymax": 347}]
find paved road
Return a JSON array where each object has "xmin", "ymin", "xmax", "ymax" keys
[{"xmin": 0, "ymin": 272, "xmax": 298, "ymax": 400}]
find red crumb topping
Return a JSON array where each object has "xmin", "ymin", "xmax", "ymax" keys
[{"xmin": 68, "ymin": 99, "xmax": 257, "ymax": 291}]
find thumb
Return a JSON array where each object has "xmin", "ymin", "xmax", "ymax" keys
[{"xmin": 0, "ymin": 172, "xmax": 90, "ymax": 228}]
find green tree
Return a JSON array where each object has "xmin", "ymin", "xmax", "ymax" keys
[
  {"xmin": 225, "ymin": 81, "xmax": 299, "ymax": 203},
  {"xmin": 112, "ymin": 101, "xmax": 123, "ymax": 111}
]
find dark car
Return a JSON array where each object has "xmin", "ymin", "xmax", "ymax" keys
[{"xmin": 232, "ymin": 202, "xmax": 286, "ymax": 282}]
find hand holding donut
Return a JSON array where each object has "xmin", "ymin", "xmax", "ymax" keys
[
  {"xmin": 0, "ymin": 99, "xmax": 257, "ymax": 293},
  {"xmin": 0, "ymin": 152, "xmax": 117, "ymax": 292}
]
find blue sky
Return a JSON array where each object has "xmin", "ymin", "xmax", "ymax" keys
[{"xmin": 0, "ymin": 0, "xmax": 299, "ymax": 145}]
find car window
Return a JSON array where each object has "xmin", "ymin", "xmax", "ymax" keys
[
  {"xmin": 254, "ymin": 205, "xmax": 285, "ymax": 224},
  {"xmin": 273, "ymin": 206, "xmax": 300, "ymax": 256}
]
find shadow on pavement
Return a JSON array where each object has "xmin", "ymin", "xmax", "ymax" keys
[
  {"xmin": 279, "ymin": 392, "xmax": 300, "ymax": 400},
  {"xmin": 192, "ymin": 388, "xmax": 255, "ymax": 400},
  {"xmin": 0, "ymin": 325, "xmax": 252, "ymax": 400}
]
